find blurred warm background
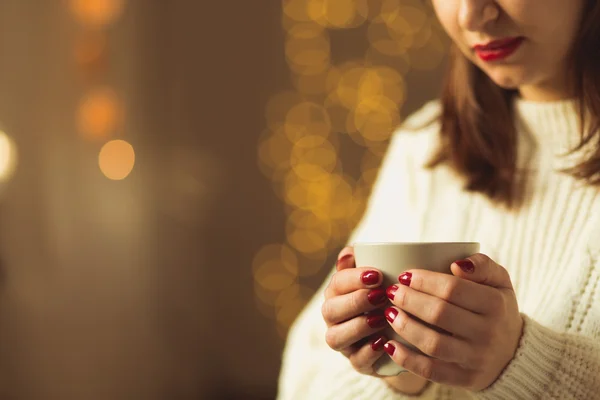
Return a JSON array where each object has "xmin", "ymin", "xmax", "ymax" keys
[{"xmin": 0, "ymin": 0, "xmax": 447, "ymax": 399}]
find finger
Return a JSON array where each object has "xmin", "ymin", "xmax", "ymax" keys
[
  {"xmin": 387, "ymin": 283, "xmax": 488, "ymax": 341},
  {"xmin": 347, "ymin": 335, "xmax": 387, "ymax": 375},
  {"xmin": 450, "ymin": 253, "xmax": 513, "ymax": 291},
  {"xmin": 340, "ymin": 333, "xmax": 383, "ymax": 361},
  {"xmin": 323, "ymin": 248, "xmax": 356, "ymax": 300},
  {"xmin": 325, "ymin": 310, "xmax": 387, "ymax": 352},
  {"xmin": 398, "ymin": 269, "xmax": 501, "ymax": 315},
  {"xmin": 336, "ymin": 247, "xmax": 355, "ymax": 271},
  {"xmin": 325, "ymin": 267, "xmax": 383, "ymax": 299},
  {"xmin": 383, "ymin": 340, "xmax": 476, "ymax": 388},
  {"xmin": 340, "ymin": 347, "xmax": 355, "ymax": 358},
  {"xmin": 384, "ymin": 306, "xmax": 474, "ymax": 366},
  {"xmin": 322, "ymin": 288, "xmax": 388, "ymax": 325}
]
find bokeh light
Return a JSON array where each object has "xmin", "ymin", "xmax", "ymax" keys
[
  {"xmin": 257, "ymin": 128, "xmax": 294, "ymax": 180},
  {"xmin": 254, "ymin": 260, "xmax": 298, "ymax": 291},
  {"xmin": 69, "ymin": 0, "xmax": 125, "ymax": 27},
  {"xmin": 284, "ymin": 102, "xmax": 332, "ymax": 142},
  {"xmin": 69, "ymin": 0, "xmax": 128, "ymax": 185},
  {"xmin": 0, "ymin": 131, "xmax": 18, "ymax": 182},
  {"xmin": 283, "ymin": 0, "xmax": 314, "ymax": 23},
  {"xmin": 352, "ymin": 97, "xmax": 399, "ymax": 142},
  {"xmin": 275, "ymin": 283, "xmax": 313, "ymax": 310},
  {"xmin": 253, "ymin": 244, "xmax": 299, "ymax": 291},
  {"xmin": 290, "ymin": 136, "xmax": 337, "ymax": 179},
  {"xmin": 307, "ymin": 0, "xmax": 369, "ymax": 29},
  {"xmin": 285, "ymin": 27, "xmax": 331, "ymax": 76},
  {"xmin": 98, "ymin": 139, "xmax": 135, "ymax": 180},
  {"xmin": 333, "ymin": 64, "xmax": 369, "ymax": 109},
  {"xmin": 287, "ymin": 227, "xmax": 329, "ymax": 254},
  {"xmin": 77, "ymin": 87, "xmax": 122, "ymax": 140},
  {"xmin": 368, "ymin": 15, "xmax": 413, "ymax": 57}
]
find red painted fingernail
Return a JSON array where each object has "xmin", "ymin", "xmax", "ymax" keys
[
  {"xmin": 367, "ymin": 289, "xmax": 387, "ymax": 305},
  {"xmin": 398, "ymin": 272, "xmax": 412, "ymax": 286},
  {"xmin": 366, "ymin": 315, "xmax": 386, "ymax": 329},
  {"xmin": 361, "ymin": 270, "xmax": 380, "ymax": 286},
  {"xmin": 384, "ymin": 342, "xmax": 396, "ymax": 356},
  {"xmin": 386, "ymin": 285, "xmax": 398, "ymax": 300},
  {"xmin": 456, "ymin": 259, "xmax": 475, "ymax": 274},
  {"xmin": 336, "ymin": 254, "xmax": 352, "ymax": 268},
  {"xmin": 385, "ymin": 307, "xmax": 398, "ymax": 323},
  {"xmin": 371, "ymin": 336, "xmax": 386, "ymax": 351}
]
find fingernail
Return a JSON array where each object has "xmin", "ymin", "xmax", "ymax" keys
[
  {"xmin": 384, "ymin": 342, "xmax": 396, "ymax": 356},
  {"xmin": 385, "ymin": 307, "xmax": 398, "ymax": 323},
  {"xmin": 386, "ymin": 285, "xmax": 398, "ymax": 300},
  {"xmin": 366, "ymin": 314, "xmax": 386, "ymax": 329},
  {"xmin": 361, "ymin": 270, "xmax": 379, "ymax": 286},
  {"xmin": 336, "ymin": 254, "xmax": 352, "ymax": 268},
  {"xmin": 398, "ymin": 272, "xmax": 412, "ymax": 286},
  {"xmin": 367, "ymin": 289, "xmax": 387, "ymax": 305},
  {"xmin": 456, "ymin": 259, "xmax": 475, "ymax": 274},
  {"xmin": 371, "ymin": 336, "xmax": 386, "ymax": 351}
]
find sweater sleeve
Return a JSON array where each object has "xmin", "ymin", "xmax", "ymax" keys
[
  {"xmin": 474, "ymin": 221, "xmax": 600, "ymax": 400},
  {"xmin": 473, "ymin": 314, "xmax": 600, "ymax": 400},
  {"xmin": 277, "ymin": 105, "xmax": 444, "ymax": 400}
]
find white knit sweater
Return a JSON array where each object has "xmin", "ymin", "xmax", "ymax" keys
[{"xmin": 277, "ymin": 99, "xmax": 600, "ymax": 400}]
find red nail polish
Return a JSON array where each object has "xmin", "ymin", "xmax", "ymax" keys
[
  {"xmin": 367, "ymin": 289, "xmax": 387, "ymax": 305},
  {"xmin": 336, "ymin": 254, "xmax": 352, "ymax": 268},
  {"xmin": 456, "ymin": 259, "xmax": 475, "ymax": 273},
  {"xmin": 361, "ymin": 270, "xmax": 379, "ymax": 286},
  {"xmin": 386, "ymin": 285, "xmax": 398, "ymax": 300},
  {"xmin": 384, "ymin": 342, "xmax": 396, "ymax": 356},
  {"xmin": 385, "ymin": 307, "xmax": 398, "ymax": 323},
  {"xmin": 366, "ymin": 315, "xmax": 386, "ymax": 329},
  {"xmin": 399, "ymin": 272, "xmax": 412, "ymax": 286},
  {"xmin": 371, "ymin": 336, "xmax": 386, "ymax": 351}
]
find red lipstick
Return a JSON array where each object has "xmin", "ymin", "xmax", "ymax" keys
[{"xmin": 473, "ymin": 37, "xmax": 524, "ymax": 62}]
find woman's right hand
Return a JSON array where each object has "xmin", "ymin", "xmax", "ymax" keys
[
  {"xmin": 321, "ymin": 247, "xmax": 431, "ymax": 395},
  {"xmin": 321, "ymin": 246, "xmax": 389, "ymax": 376}
]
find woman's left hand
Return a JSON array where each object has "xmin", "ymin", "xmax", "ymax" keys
[{"xmin": 384, "ymin": 253, "xmax": 524, "ymax": 392}]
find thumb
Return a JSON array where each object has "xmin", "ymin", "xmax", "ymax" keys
[{"xmin": 451, "ymin": 253, "xmax": 513, "ymax": 290}]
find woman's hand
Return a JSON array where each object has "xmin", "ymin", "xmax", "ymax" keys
[
  {"xmin": 322, "ymin": 247, "xmax": 391, "ymax": 375},
  {"xmin": 383, "ymin": 253, "xmax": 524, "ymax": 392}
]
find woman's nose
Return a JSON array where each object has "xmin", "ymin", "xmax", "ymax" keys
[{"xmin": 458, "ymin": 0, "xmax": 499, "ymax": 32}]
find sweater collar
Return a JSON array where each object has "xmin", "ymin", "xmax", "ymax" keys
[{"xmin": 513, "ymin": 97, "xmax": 590, "ymax": 170}]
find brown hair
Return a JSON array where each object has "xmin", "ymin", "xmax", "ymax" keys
[{"xmin": 427, "ymin": 0, "xmax": 600, "ymax": 209}]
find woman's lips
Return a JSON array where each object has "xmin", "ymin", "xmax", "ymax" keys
[{"xmin": 472, "ymin": 37, "xmax": 525, "ymax": 62}]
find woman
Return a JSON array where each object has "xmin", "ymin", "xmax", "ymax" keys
[{"xmin": 278, "ymin": 0, "xmax": 600, "ymax": 399}]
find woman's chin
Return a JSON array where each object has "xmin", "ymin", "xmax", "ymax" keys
[
  {"xmin": 487, "ymin": 72, "xmax": 522, "ymax": 90},
  {"xmin": 478, "ymin": 64, "xmax": 531, "ymax": 90}
]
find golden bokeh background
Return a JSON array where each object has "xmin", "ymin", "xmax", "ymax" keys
[
  {"xmin": 0, "ymin": 0, "xmax": 447, "ymax": 398},
  {"xmin": 70, "ymin": 0, "xmax": 134, "ymax": 180},
  {"xmin": 254, "ymin": 0, "xmax": 448, "ymax": 339}
]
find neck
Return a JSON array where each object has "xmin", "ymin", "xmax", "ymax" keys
[{"xmin": 519, "ymin": 74, "xmax": 573, "ymax": 102}]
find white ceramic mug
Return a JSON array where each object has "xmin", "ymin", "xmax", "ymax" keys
[{"xmin": 353, "ymin": 241, "xmax": 480, "ymax": 376}]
